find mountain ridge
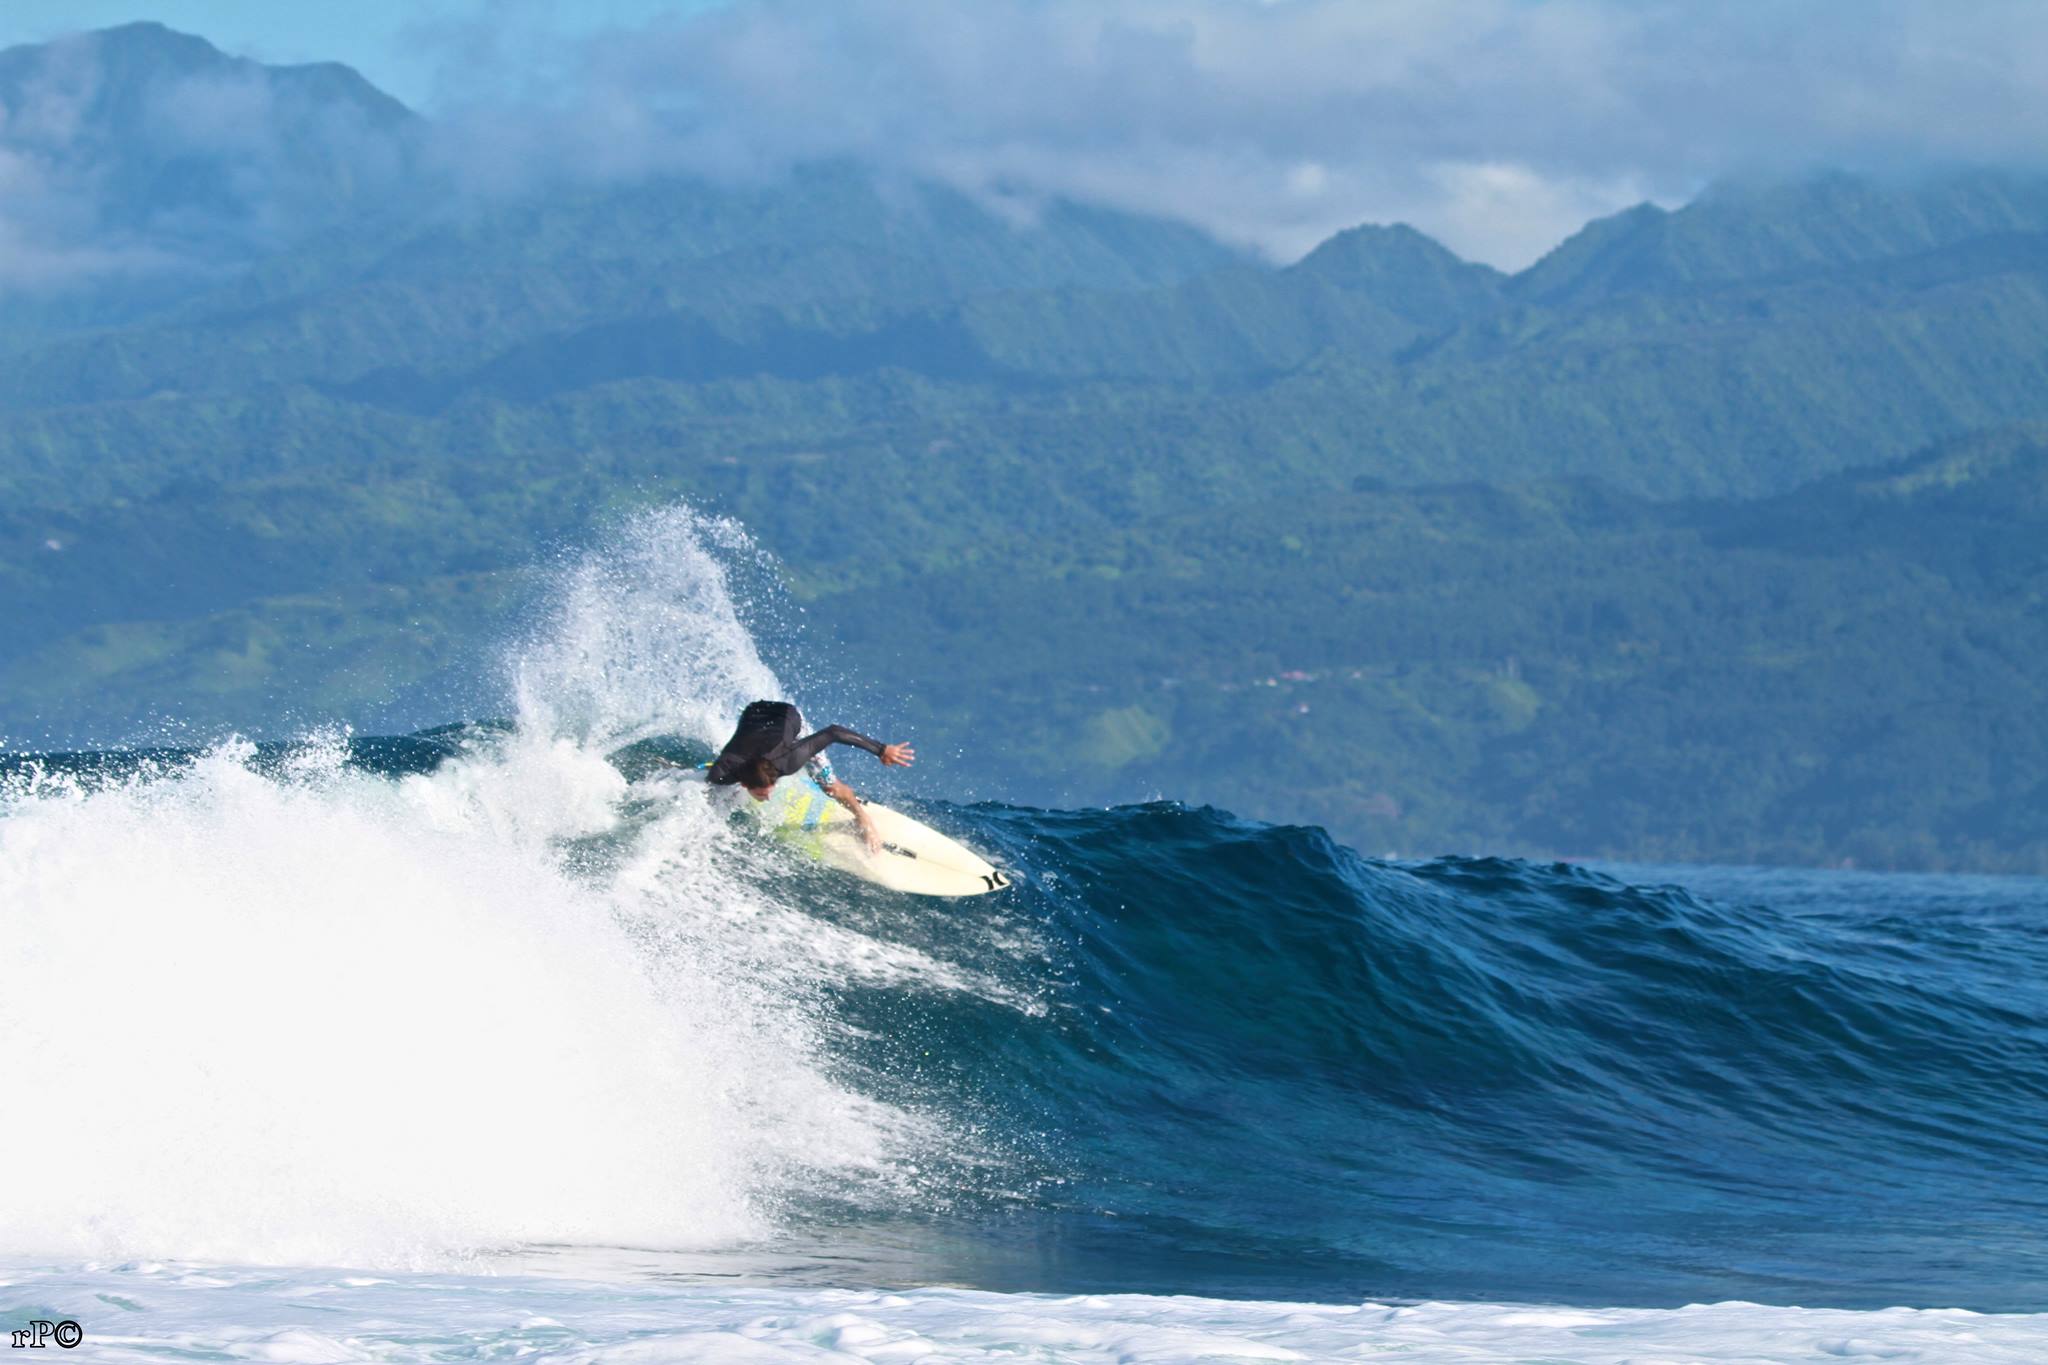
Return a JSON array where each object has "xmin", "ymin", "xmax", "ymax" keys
[{"xmin": 3, "ymin": 24, "xmax": 2046, "ymax": 872}]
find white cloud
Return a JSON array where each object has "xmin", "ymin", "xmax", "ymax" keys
[
  {"xmin": 0, "ymin": 47, "xmax": 156, "ymax": 291},
  {"xmin": 12, "ymin": 2, "xmax": 2048, "ymax": 286},
  {"xmin": 418, "ymin": 0, "xmax": 2048, "ymax": 268},
  {"xmin": 0, "ymin": 25, "xmax": 415, "ymax": 297},
  {"xmin": 1422, "ymin": 162, "xmax": 1660, "ymax": 273}
]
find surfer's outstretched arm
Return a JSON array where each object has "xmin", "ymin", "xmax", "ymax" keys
[{"xmin": 789, "ymin": 725, "xmax": 916, "ymax": 770}]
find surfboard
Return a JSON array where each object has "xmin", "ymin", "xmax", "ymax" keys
[{"xmin": 748, "ymin": 771, "xmax": 1013, "ymax": 897}]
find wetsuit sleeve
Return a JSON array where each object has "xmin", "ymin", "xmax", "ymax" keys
[{"xmin": 782, "ymin": 725, "xmax": 887, "ymax": 773}]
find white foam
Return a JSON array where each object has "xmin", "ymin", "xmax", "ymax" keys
[
  {"xmin": 0, "ymin": 507, "xmax": 1001, "ymax": 1269},
  {"xmin": 9, "ymin": 1263, "xmax": 2047, "ymax": 1364},
  {"xmin": 0, "ymin": 737, "xmax": 843, "ymax": 1266},
  {"xmin": 510, "ymin": 504, "xmax": 783, "ymax": 749}
]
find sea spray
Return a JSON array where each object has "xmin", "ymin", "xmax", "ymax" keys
[
  {"xmin": 510, "ymin": 505, "xmax": 783, "ymax": 749},
  {"xmin": 0, "ymin": 508, "xmax": 949, "ymax": 1267},
  {"xmin": 0, "ymin": 728, "xmax": 892, "ymax": 1264}
]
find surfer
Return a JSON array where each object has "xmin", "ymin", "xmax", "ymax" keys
[{"xmin": 706, "ymin": 700, "xmax": 915, "ymax": 852}]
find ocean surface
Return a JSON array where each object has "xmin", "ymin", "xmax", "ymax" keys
[{"xmin": 3, "ymin": 509, "xmax": 2044, "ymax": 1361}]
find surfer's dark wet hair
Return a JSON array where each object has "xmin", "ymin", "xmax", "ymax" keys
[{"xmin": 747, "ymin": 757, "xmax": 782, "ymax": 790}]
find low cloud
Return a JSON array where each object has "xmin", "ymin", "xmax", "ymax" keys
[
  {"xmin": 420, "ymin": 0, "xmax": 2048, "ymax": 268},
  {"xmin": 0, "ymin": 24, "xmax": 415, "ymax": 297},
  {"xmin": 8, "ymin": 3, "xmax": 2048, "ymax": 292}
]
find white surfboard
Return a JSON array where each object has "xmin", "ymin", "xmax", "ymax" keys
[{"xmin": 748, "ymin": 771, "xmax": 1013, "ymax": 897}]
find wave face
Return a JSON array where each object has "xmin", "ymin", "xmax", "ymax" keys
[
  {"xmin": 852, "ymin": 815, "xmax": 2048, "ymax": 1310},
  {"xmin": 4, "ymin": 507, "xmax": 2046, "ymax": 1311}
]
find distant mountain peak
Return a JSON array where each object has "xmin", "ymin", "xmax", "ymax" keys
[
  {"xmin": 1298, "ymin": 222, "xmax": 1467, "ymax": 269},
  {"xmin": 71, "ymin": 19, "xmax": 219, "ymax": 55},
  {"xmin": 1511, "ymin": 168, "xmax": 2048, "ymax": 306},
  {"xmin": 1506, "ymin": 202, "xmax": 1670, "ymax": 304},
  {"xmin": 1290, "ymin": 221, "xmax": 1504, "ymax": 325},
  {"xmin": 0, "ymin": 21, "xmax": 421, "ymax": 290},
  {"xmin": 0, "ymin": 21, "xmax": 416, "ymax": 133}
]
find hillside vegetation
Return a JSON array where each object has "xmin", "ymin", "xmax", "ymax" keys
[
  {"xmin": 3, "ymin": 24, "xmax": 2046, "ymax": 870},
  {"xmin": 820, "ymin": 428, "xmax": 2048, "ymax": 871}
]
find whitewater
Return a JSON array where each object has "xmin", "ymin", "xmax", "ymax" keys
[{"xmin": 3, "ymin": 508, "xmax": 2045, "ymax": 1362}]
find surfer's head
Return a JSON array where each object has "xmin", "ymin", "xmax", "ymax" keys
[{"xmin": 744, "ymin": 757, "xmax": 780, "ymax": 800}]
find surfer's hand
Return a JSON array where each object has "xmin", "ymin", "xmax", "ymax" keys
[{"xmin": 882, "ymin": 743, "xmax": 915, "ymax": 767}]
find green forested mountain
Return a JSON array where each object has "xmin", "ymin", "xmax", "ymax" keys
[
  {"xmin": 0, "ymin": 168, "xmax": 1239, "ymax": 416},
  {"xmin": 3, "ymin": 24, "xmax": 2046, "ymax": 871},
  {"xmin": 1511, "ymin": 171, "xmax": 2048, "ymax": 303},
  {"xmin": 817, "ymin": 426, "xmax": 2048, "ymax": 872}
]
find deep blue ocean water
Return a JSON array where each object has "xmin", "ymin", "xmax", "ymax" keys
[
  {"xmin": 748, "ymin": 796, "xmax": 2048, "ymax": 1312},
  {"xmin": 4, "ymin": 512, "xmax": 2042, "ymax": 1360},
  {"xmin": 7, "ymin": 729, "xmax": 2044, "ymax": 1317}
]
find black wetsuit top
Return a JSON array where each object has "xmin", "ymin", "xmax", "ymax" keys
[{"xmin": 705, "ymin": 700, "xmax": 887, "ymax": 786}]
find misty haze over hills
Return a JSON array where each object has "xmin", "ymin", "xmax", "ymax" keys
[{"xmin": 3, "ymin": 22, "xmax": 2046, "ymax": 870}]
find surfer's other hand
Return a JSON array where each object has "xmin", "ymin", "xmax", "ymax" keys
[{"xmin": 882, "ymin": 743, "xmax": 916, "ymax": 767}]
